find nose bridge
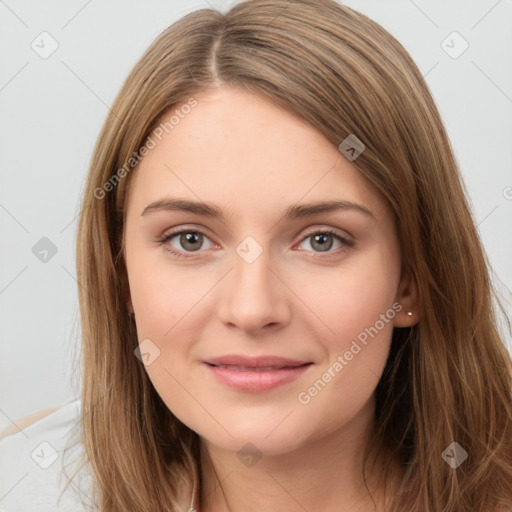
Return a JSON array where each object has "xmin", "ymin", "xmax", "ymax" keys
[{"xmin": 217, "ymin": 238, "xmax": 289, "ymax": 330}]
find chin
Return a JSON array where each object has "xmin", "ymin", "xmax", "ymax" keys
[{"xmin": 193, "ymin": 415, "xmax": 314, "ymax": 457}]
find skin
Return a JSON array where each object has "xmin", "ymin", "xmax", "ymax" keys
[{"xmin": 124, "ymin": 85, "xmax": 418, "ymax": 512}]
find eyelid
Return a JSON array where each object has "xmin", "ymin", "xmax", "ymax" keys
[
  {"xmin": 298, "ymin": 225, "xmax": 354, "ymax": 243},
  {"xmin": 159, "ymin": 224, "xmax": 214, "ymax": 238}
]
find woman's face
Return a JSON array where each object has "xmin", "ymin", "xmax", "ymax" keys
[{"xmin": 124, "ymin": 85, "xmax": 414, "ymax": 456}]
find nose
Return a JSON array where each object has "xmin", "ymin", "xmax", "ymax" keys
[{"xmin": 217, "ymin": 248, "xmax": 291, "ymax": 333}]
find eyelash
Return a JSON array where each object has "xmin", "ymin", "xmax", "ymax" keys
[{"xmin": 157, "ymin": 227, "xmax": 354, "ymax": 259}]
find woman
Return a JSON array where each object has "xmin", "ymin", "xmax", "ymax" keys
[{"xmin": 2, "ymin": 0, "xmax": 511, "ymax": 510}]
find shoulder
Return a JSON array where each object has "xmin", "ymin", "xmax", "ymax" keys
[
  {"xmin": 0, "ymin": 407, "xmax": 60, "ymax": 440},
  {"xmin": 0, "ymin": 400, "xmax": 96, "ymax": 512}
]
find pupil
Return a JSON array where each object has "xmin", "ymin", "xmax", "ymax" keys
[
  {"xmin": 312, "ymin": 233, "xmax": 333, "ymax": 252},
  {"xmin": 182, "ymin": 232, "xmax": 202, "ymax": 251}
]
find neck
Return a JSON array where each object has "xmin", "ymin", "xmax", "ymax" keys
[{"xmin": 196, "ymin": 397, "xmax": 399, "ymax": 512}]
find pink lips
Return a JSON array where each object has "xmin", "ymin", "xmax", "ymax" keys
[{"xmin": 203, "ymin": 354, "xmax": 313, "ymax": 392}]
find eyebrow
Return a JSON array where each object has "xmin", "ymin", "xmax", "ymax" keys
[{"xmin": 141, "ymin": 198, "xmax": 375, "ymax": 222}]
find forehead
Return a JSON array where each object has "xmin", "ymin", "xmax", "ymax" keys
[{"xmin": 126, "ymin": 86, "xmax": 389, "ymax": 223}]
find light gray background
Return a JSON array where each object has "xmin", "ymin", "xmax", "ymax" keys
[{"xmin": 1, "ymin": 0, "xmax": 511, "ymax": 429}]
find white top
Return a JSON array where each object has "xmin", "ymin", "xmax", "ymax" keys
[{"xmin": 0, "ymin": 400, "xmax": 96, "ymax": 512}]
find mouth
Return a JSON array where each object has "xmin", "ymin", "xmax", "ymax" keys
[
  {"xmin": 206, "ymin": 363, "xmax": 309, "ymax": 371},
  {"xmin": 202, "ymin": 355, "xmax": 313, "ymax": 392},
  {"xmin": 203, "ymin": 354, "xmax": 311, "ymax": 369}
]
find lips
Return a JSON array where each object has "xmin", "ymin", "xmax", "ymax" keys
[
  {"xmin": 211, "ymin": 365, "xmax": 290, "ymax": 372},
  {"xmin": 203, "ymin": 354, "xmax": 313, "ymax": 392}
]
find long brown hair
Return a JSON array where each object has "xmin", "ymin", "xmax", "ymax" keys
[{"xmin": 74, "ymin": 0, "xmax": 512, "ymax": 510}]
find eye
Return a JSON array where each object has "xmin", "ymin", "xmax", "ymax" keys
[
  {"xmin": 157, "ymin": 227, "xmax": 354, "ymax": 259},
  {"xmin": 297, "ymin": 229, "xmax": 353, "ymax": 254},
  {"xmin": 158, "ymin": 228, "xmax": 215, "ymax": 257}
]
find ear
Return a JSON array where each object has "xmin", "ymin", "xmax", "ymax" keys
[{"xmin": 393, "ymin": 269, "xmax": 420, "ymax": 327}]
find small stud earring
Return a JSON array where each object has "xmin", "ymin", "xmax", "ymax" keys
[{"xmin": 407, "ymin": 311, "xmax": 413, "ymax": 316}]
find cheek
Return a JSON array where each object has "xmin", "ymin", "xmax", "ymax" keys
[
  {"xmin": 126, "ymin": 255, "xmax": 214, "ymax": 409},
  {"xmin": 127, "ymin": 247, "xmax": 209, "ymax": 337},
  {"xmin": 297, "ymin": 251, "xmax": 399, "ymax": 349},
  {"xmin": 290, "ymin": 255, "xmax": 398, "ymax": 420},
  {"xmin": 128, "ymin": 270, "xmax": 203, "ymax": 424}
]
